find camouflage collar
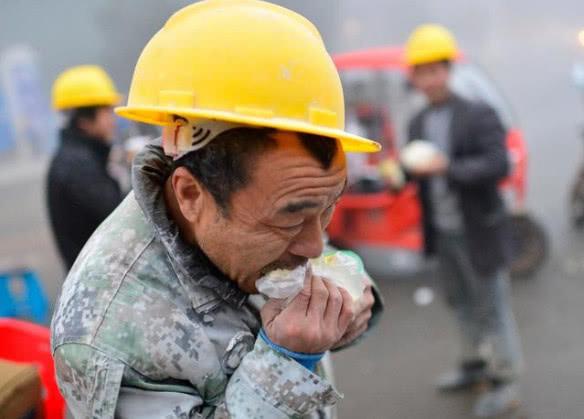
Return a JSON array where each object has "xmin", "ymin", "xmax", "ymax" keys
[{"xmin": 132, "ymin": 141, "xmax": 248, "ymax": 312}]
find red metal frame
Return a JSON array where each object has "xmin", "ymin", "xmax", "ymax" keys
[
  {"xmin": 328, "ymin": 47, "xmax": 528, "ymax": 250},
  {"xmin": 334, "ymin": 46, "xmax": 408, "ymax": 71},
  {"xmin": 334, "ymin": 46, "xmax": 465, "ymax": 71},
  {"xmin": 0, "ymin": 318, "xmax": 65, "ymax": 419}
]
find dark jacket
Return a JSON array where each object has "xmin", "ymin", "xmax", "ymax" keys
[
  {"xmin": 408, "ymin": 94, "xmax": 512, "ymax": 275},
  {"xmin": 46, "ymin": 128, "xmax": 123, "ymax": 269}
]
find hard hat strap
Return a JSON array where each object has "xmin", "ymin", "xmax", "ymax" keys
[{"xmin": 162, "ymin": 115, "xmax": 249, "ymax": 159}]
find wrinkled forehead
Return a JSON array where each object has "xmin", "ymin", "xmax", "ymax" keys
[{"xmin": 243, "ymin": 131, "xmax": 347, "ymax": 204}]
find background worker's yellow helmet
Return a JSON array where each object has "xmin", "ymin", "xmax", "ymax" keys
[
  {"xmin": 115, "ymin": 0, "xmax": 380, "ymax": 153},
  {"xmin": 52, "ymin": 65, "xmax": 121, "ymax": 110},
  {"xmin": 405, "ymin": 24, "xmax": 459, "ymax": 67}
]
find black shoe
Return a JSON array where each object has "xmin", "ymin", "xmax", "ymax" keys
[
  {"xmin": 473, "ymin": 382, "xmax": 520, "ymax": 417},
  {"xmin": 436, "ymin": 360, "xmax": 488, "ymax": 393}
]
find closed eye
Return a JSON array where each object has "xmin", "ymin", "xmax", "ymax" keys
[
  {"xmin": 275, "ymin": 198, "xmax": 340, "ymax": 233},
  {"xmin": 280, "ymin": 223, "xmax": 303, "ymax": 232}
]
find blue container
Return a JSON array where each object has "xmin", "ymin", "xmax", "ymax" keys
[{"xmin": 0, "ymin": 269, "xmax": 49, "ymax": 324}]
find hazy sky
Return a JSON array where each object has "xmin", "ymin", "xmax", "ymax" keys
[{"xmin": 2, "ymin": 1, "xmax": 583, "ymax": 113}]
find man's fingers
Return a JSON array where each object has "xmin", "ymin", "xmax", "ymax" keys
[
  {"xmin": 307, "ymin": 276, "xmax": 329, "ymax": 318},
  {"xmin": 360, "ymin": 287, "xmax": 375, "ymax": 311},
  {"xmin": 260, "ymin": 298, "xmax": 286, "ymax": 327},
  {"xmin": 286, "ymin": 273, "xmax": 312, "ymax": 311},
  {"xmin": 337, "ymin": 287, "xmax": 354, "ymax": 333},
  {"xmin": 352, "ymin": 307, "xmax": 373, "ymax": 330},
  {"xmin": 352, "ymin": 283, "xmax": 374, "ymax": 316},
  {"xmin": 322, "ymin": 279, "xmax": 343, "ymax": 323},
  {"xmin": 338, "ymin": 306, "xmax": 372, "ymax": 343},
  {"xmin": 335, "ymin": 322, "xmax": 369, "ymax": 349}
]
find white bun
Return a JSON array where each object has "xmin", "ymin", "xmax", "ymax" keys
[{"xmin": 400, "ymin": 140, "xmax": 442, "ymax": 171}]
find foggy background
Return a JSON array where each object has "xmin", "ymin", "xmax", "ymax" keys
[
  {"xmin": 2, "ymin": 1, "xmax": 584, "ymax": 417},
  {"xmin": 3, "ymin": 0, "xmax": 584, "ymax": 234}
]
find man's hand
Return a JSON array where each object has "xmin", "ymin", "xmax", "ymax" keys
[
  {"xmin": 410, "ymin": 154, "xmax": 449, "ymax": 177},
  {"xmin": 332, "ymin": 278, "xmax": 375, "ymax": 350},
  {"xmin": 261, "ymin": 275, "xmax": 354, "ymax": 353}
]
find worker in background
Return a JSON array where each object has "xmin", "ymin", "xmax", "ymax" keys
[
  {"xmin": 47, "ymin": 65, "xmax": 124, "ymax": 269},
  {"xmin": 51, "ymin": 1, "xmax": 383, "ymax": 418},
  {"xmin": 109, "ymin": 122, "xmax": 161, "ymax": 193},
  {"xmin": 404, "ymin": 24, "xmax": 523, "ymax": 417}
]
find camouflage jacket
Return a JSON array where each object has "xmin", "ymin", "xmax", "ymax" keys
[{"xmin": 51, "ymin": 144, "xmax": 383, "ymax": 419}]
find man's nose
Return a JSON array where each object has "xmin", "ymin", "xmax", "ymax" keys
[{"xmin": 287, "ymin": 219, "xmax": 324, "ymax": 260}]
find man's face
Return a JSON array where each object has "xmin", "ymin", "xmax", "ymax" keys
[
  {"xmin": 179, "ymin": 131, "xmax": 347, "ymax": 293},
  {"xmin": 410, "ymin": 61, "xmax": 451, "ymax": 104},
  {"xmin": 80, "ymin": 106, "xmax": 117, "ymax": 142}
]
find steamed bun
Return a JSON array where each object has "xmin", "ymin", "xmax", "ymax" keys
[{"xmin": 400, "ymin": 140, "xmax": 443, "ymax": 171}]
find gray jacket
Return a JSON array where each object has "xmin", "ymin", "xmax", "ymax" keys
[{"xmin": 408, "ymin": 95, "xmax": 512, "ymax": 274}]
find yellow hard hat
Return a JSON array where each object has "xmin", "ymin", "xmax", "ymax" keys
[
  {"xmin": 405, "ymin": 24, "xmax": 458, "ymax": 66},
  {"xmin": 115, "ymin": 0, "xmax": 380, "ymax": 153},
  {"xmin": 52, "ymin": 65, "xmax": 121, "ymax": 110}
]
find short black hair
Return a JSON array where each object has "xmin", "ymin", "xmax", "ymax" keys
[
  {"xmin": 173, "ymin": 127, "xmax": 340, "ymax": 213},
  {"xmin": 440, "ymin": 59, "xmax": 452, "ymax": 69},
  {"xmin": 298, "ymin": 133, "xmax": 338, "ymax": 171},
  {"xmin": 67, "ymin": 106, "xmax": 101, "ymax": 131},
  {"xmin": 413, "ymin": 59, "xmax": 452, "ymax": 71}
]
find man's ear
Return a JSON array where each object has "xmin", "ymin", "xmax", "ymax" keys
[{"xmin": 171, "ymin": 167, "xmax": 205, "ymax": 223}]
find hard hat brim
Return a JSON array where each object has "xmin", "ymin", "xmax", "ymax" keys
[
  {"xmin": 115, "ymin": 105, "xmax": 381, "ymax": 153},
  {"xmin": 54, "ymin": 93, "xmax": 124, "ymax": 111},
  {"xmin": 405, "ymin": 51, "xmax": 457, "ymax": 67}
]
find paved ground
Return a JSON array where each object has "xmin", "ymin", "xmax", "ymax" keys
[{"xmin": 334, "ymin": 247, "xmax": 584, "ymax": 418}]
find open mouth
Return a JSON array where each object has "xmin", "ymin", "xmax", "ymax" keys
[{"xmin": 259, "ymin": 260, "xmax": 308, "ymax": 278}]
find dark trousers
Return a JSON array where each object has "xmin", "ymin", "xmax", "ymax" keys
[{"xmin": 436, "ymin": 230, "xmax": 523, "ymax": 380}]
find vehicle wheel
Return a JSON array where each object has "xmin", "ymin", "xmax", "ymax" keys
[
  {"xmin": 570, "ymin": 169, "xmax": 584, "ymax": 228},
  {"xmin": 510, "ymin": 213, "xmax": 548, "ymax": 279}
]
